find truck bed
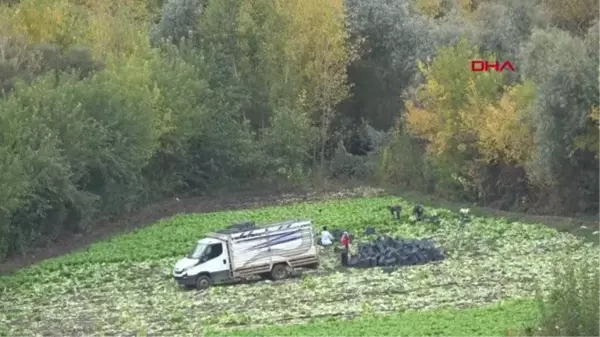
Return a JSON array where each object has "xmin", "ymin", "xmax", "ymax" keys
[{"xmin": 228, "ymin": 223, "xmax": 318, "ymax": 277}]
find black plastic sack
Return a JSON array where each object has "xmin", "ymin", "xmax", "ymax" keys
[{"xmin": 347, "ymin": 235, "xmax": 444, "ymax": 269}]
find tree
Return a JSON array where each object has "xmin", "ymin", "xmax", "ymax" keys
[
  {"xmin": 0, "ymin": 36, "xmax": 43, "ymax": 94},
  {"xmin": 413, "ymin": 0, "xmax": 445, "ymax": 19},
  {"xmin": 572, "ymin": 106, "xmax": 600, "ymax": 160},
  {"xmin": 83, "ymin": 0, "xmax": 151, "ymax": 58},
  {"xmin": 198, "ymin": 0, "xmax": 351, "ymax": 167},
  {"xmin": 412, "ymin": 0, "xmax": 481, "ymax": 19},
  {"xmin": 404, "ymin": 39, "xmax": 506, "ymax": 199},
  {"xmin": 0, "ymin": 95, "xmax": 75, "ymax": 256},
  {"xmin": 405, "ymin": 39, "xmax": 505, "ymax": 147},
  {"xmin": 574, "ymin": 22, "xmax": 600, "ymax": 160},
  {"xmin": 0, "ymin": 58, "xmax": 168, "ymax": 257},
  {"xmin": 471, "ymin": 1, "xmax": 546, "ymax": 62},
  {"xmin": 149, "ymin": 0, "xmax": 203, "ymax": 46},
  {"xmin": 345, "ymin": 0, "xmax": 435, "ymax": 129},
  {"xmin": 278, "ymin": 0, "xmax": 351, "ymax": 165},
  {"xmin": 10, "ymin": 0, "xmax": 87, "ymax": 48},
  {"xmin": 261, "ymin": 106, "xmax": 318, "ymax": 180},
  {"xmin": 519, "ymin": 28, "xmax": 598, "ymax": 181},
  {"xmin": 585, "ymin": 21, "xmax": 599, "ymax": 59},
  {"xmin": 477, "ymin": 80, "xmax": 536, "ymax": 165},
  {"xmin": 542, "ymin": 0, "xmax": 599, "ymax": 36}
]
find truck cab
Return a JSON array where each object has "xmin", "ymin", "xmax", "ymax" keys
[{"xmin": 173, "ymin": 237, "xmax": 232, "ymax": 289}]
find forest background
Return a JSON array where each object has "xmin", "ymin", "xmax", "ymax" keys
[{"xmin": 0, "ymin": 0, "xmax": 598, "ymax": 259}]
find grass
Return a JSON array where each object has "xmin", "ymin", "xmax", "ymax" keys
[
  {"xmin": 206, "ymin": 299, "xmax": 541, "ymax": 336},
  {"xmin": 0, "ymin": 196, "xmax": 598, "ymax": 336}
]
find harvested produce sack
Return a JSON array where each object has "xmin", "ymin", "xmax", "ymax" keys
[{"xmin": 347, "ymin": 235, "xmax": 445, "ymax": 268}]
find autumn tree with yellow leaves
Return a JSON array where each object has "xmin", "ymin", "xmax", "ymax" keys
[
  {"xmin": 476, "ymin": 81, "xmax": 536, "ymax": 165},
  {"xmin": 402, "ymin": 39, "xmax": 537, "ymax": 203}
]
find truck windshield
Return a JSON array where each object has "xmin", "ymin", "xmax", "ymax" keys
[{"xmin": 187, "ymin": 243, "xmax": 207, "ymax": 259}]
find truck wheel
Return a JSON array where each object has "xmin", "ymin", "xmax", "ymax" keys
[
  {"xmin": 270, "ymin": 264, "xmax": 290, "ymax": 281},
  {"xmin": 195, "ymin": 275, "xmax": 212, "ymax": 290}
]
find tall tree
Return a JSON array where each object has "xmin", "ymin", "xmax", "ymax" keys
[
  {"xmin": 405, "ymin": 40, "xmax": 504, "ymax": 155},
  {"xmin": 199, "ymin": 0, "xmax": 351, "ymax": 166},
  {"xmin": 519, "ymin": 27, "xmax": 599, "ymax": 213},
  {"xmin": 401, "ymin": 38, "xmax": 540, "ymax": 205},
  {"xmin": 345, "ymin": 0, "xmax": 435, "ymax": 130},
  {"xmin": 520, "ymin": 29, "xmax": 597, "ymax": 185},
  {"xmin": 276, "ymin": 0, "xmax": 351, "ymax": 165}
]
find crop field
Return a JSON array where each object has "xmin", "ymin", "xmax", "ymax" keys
[{"xmin": 1, "ymin": 196, "xmax": 598, "ymax": 336}]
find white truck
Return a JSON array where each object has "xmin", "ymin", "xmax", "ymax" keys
[{"xmin": 172, "ymin": 220, "xmax": 320, "ymax": 289}]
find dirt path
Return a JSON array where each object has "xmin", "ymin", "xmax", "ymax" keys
[{"xmin": 0, "ymin": 186, "xmax": 380, "ymax": 275}]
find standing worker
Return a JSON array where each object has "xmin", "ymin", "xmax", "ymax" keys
[
  {"xmin": 340, "ymin": 231, "xmax": 351, "ymax": 266},
  {"xmin": 320, "ymin": 226, "xmax": 334, "ymax": 246}
]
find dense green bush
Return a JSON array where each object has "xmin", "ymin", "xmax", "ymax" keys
[
  {"xmin": 0, "ymin": 61, "xmax": 162, "ymax": 256},
  {"xmin": 536, "ymin": 259, "xmax": 600, "ymax": 336}
]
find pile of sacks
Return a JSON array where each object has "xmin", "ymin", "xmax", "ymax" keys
[{"xmin": 348, "ymin": 235, "xmax": 445, "ymax": 268}]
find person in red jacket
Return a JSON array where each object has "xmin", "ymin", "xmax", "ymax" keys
[
  {"xmin": 341, "ymin": 231, "xmax": 350, "ymax": 250},
  {"xmin": 340, "ymin": 231, "xmax": 351, "ymax": 266}
]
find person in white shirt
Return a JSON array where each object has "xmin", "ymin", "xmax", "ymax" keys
[{"xmin": 320, "ymin": 226, "xmax": 334, "ymax": 246}]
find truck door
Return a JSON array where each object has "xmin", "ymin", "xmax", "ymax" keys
[{"xmin": 199, "ymin": 242, "xmax": 231, "ymax": 281}]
